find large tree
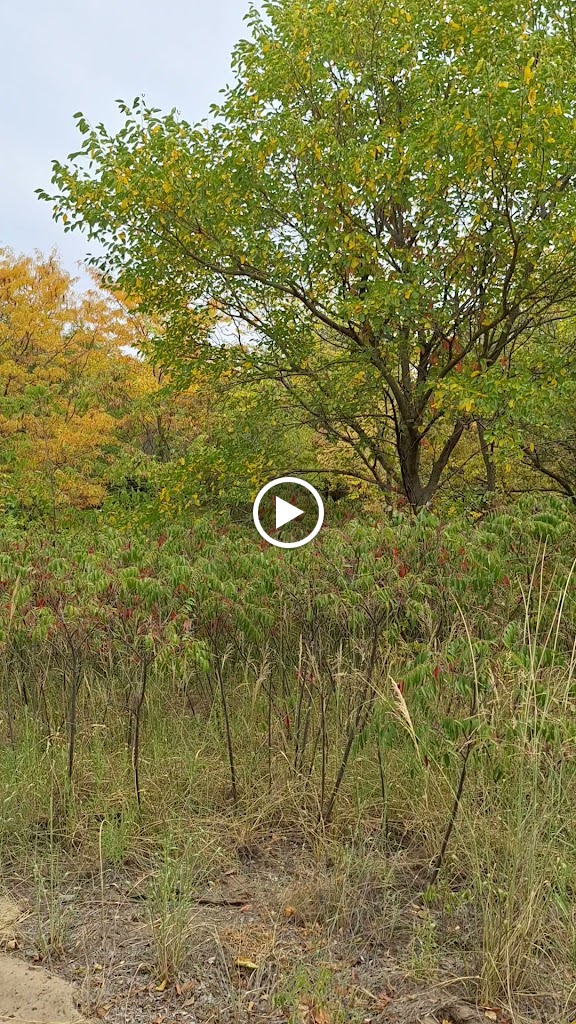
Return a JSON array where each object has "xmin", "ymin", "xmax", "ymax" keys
[
  {"xmin": 0, "ymin": 251, "xmax": 125, "ymax": 514},
  {"xmin": 0, "ymin": 251, "xmax": 162, "ymax": 516},
  {"xmin": 42, "ymin": 0, "xmax": 576, "ymax": 509}
]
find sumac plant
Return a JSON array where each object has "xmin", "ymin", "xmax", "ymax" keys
[{"xmin": 0, "ymin": 497, "xmax": 573, "ymax": 837}]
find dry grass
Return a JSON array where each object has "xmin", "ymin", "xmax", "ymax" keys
[{"xmin": 0, "ymin": 556, "xmax": 575, "ymax": 1022}]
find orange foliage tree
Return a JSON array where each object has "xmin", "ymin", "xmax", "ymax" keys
[{"xmin": 0, "ymin": 250, "xmax": 148, "ymax": 517}]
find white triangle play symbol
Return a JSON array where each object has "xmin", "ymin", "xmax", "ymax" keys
[{"xmin": 275, "ymin": 495, "xmax": 305, "ymax": 530}]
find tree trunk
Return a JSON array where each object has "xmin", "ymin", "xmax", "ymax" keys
[
  {"xmin": 397, "ymin": 419, "xmax": 466, "ymax": 512},
  {"xmin": 397, "ymin": 427, "xmax": 428, "ymax": 512},
  {"xmin": 477, "ymin": 421, "xmax": 496, "ymax": 496}
]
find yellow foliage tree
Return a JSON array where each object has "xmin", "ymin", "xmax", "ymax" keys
[{"xmin": 0, "ymin": 250, "xmax": 144, "ymax": 516}]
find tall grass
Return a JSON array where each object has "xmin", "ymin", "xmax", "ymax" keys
[{"xmin": 0, "ymin": 501, "xmax": 574, "ymax": 1013}]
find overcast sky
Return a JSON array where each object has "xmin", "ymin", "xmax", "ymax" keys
[{"xmin": 1, "ymin": 0, "xmax": 254, "ymax": 285}]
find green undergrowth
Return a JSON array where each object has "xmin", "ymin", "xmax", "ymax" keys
[{"xmin": 0, "ymin": 496, "xmax": 574, "ymax": 1011}]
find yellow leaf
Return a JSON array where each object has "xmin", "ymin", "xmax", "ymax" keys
[
  {"xmin": 314, "ymin": 1009, "xmax": 331, "ymax": 1024},
  {"xmin": 523, "ymin": 64, "xmax": 533, "ymax": 84},
  {"xmin": 235, "ymin": 958, "xmax": 258, "ymax": 970},
  {"xmin": 528, "ymin": 86, "xmax": 537, "ymax": 108},
  {"xmin": 497, "ymin": 81, "xmax": 509, "ymax": 88},
  {"xmin": 155, "ymin": 979, "xmax": 167, "ymax": 991}
]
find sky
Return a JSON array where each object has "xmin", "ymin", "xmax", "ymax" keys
[{"xmin": 0, "ymin": 0, "xmax": 254, "ymax": 286}]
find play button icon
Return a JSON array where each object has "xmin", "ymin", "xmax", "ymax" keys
[
  {"xmin": 253, "ymin": 476, "xmax": 325, "ymax": 549},
  {"xmin": 275, "ymin": 496, "xmax": 305, "ymax": 530}
]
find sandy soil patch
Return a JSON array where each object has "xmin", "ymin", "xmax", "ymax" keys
[{"xmin": 0, "ymin": 897, "xmax": 85, "ymax": 1024}]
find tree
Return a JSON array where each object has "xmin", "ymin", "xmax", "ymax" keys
[
  {"xmin": 0, "ymin": 251, "xmax": 139, "ymax": 516},
  {"xmin": 512, "ymin": 322, "xmax": 576, "ymax": 506},
  {"xmin": 41, "ymin": 0, "xmax": 576, "ymax": 510}
]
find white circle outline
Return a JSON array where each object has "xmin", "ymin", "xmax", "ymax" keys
[{"xmin": 253, "ymin": 476, "xmax": 325, "ymax": 549}]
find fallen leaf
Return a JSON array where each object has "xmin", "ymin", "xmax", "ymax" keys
[
  {"xmin": 235, "ymin": 957, "xmax": 258, "ymax": 970},
  {"xmin": 240, "ymin": 903, "xmax": 253, "ymax": 913},
  {"xmin": 484, "ymin": 1013, "xmax": 498, "ymax": 1022},
  {"xmin": 155, "ymin": 979, "xmax": 167, "ymax": 992},
  {"xmin": 5, "ymin": 939, "xmax": 20, "ymax": 951},
  {"xmin": 412, "ymin": 905, "xmax": 431, "ymax": 919},
  {"xmin": 314, "ymin": 1009, "xmax": 330, "ymax": 1024},
  {"xmin": 283, "ymin": 905, "xmax": 296, "ymax": 918}
]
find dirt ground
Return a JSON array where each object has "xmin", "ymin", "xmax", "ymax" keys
[
  {"xmin": 0, "ymin": 839, "xmax": 566, "ymax": 1024},
  {"xmin": 0, "ymin": 897, "xmax": 85, "ymax": 1023}
]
